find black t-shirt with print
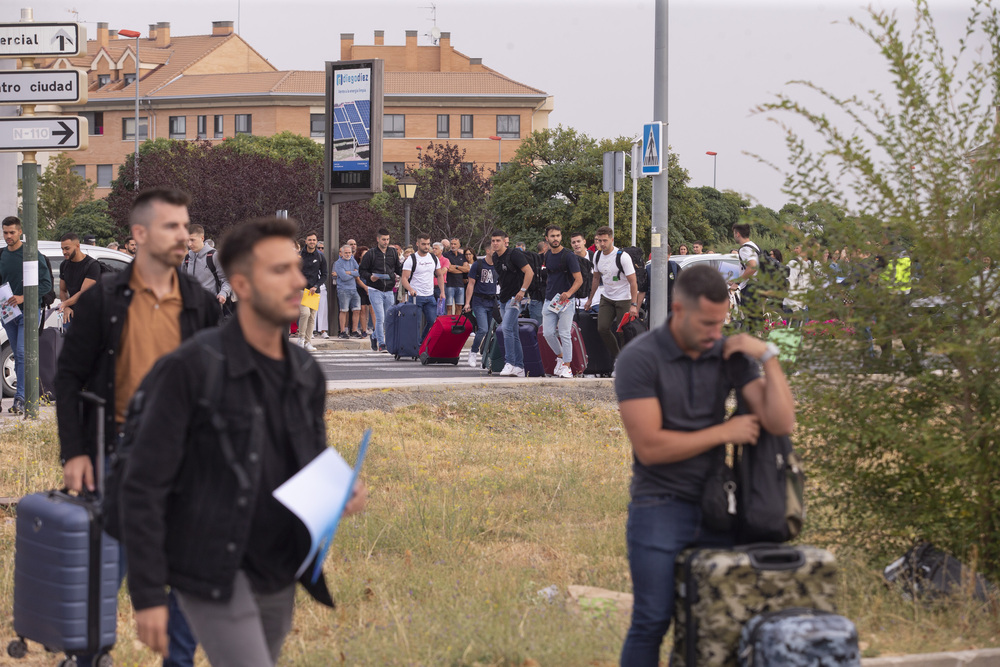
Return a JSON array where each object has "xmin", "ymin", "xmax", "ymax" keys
[{"xmin": 493, "ymin": 247, "xmax": 530, "ymax": 302}]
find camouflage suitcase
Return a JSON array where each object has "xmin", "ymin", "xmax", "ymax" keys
[
  {"xmin": 738, "ymin": 608, "xmax": 860, "ymax": 666},
  {"xmin": 672, "ymin": 544, "xmax": 837, "ymax": 667}
]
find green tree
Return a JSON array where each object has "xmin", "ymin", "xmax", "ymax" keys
[
  {"xmin": 760, "ymin": 0, "xmax": 1000, "ymax": 577},
  {"xmin": 52, "ymin": 199, "xmax": 117, "ymax": 245},
  {"xmin": 38, "ymin": 153, "xmax": 94, "ymax": 236}
]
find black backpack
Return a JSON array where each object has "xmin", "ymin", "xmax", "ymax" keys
[
  {"xmin": 593, "ymin": 247, "xmax": 647, "ymax": 292},
  {"xmin": 522, "ymin": 251, "xmax": 546, "ymax": 300},
  {"xmin": 574, "ymin": 256, "xmax": 594, "ymax": 300},
  {"xmin": 742, "ymin": 242, "xmax": 790, "ymax": 297}
]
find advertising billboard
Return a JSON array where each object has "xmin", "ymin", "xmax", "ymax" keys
[{"xmin": 325, "ymin": 59, "xmax": 383, "ymax": 195}]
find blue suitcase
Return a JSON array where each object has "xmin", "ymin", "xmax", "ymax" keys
[
  {"xmin": 494, "ymin": 318, "xmax": 545, "ymax": 377},
  {"xmin": 9, "ymin": 392, "xmax": 118, "ymax": 665},
  {"xmin": 385, "ymin": 302, "xmax": 422, "ymax": 360},
  {"xmin": 739, "ymin": 608, "xmax": 861, "ymax": 666}
]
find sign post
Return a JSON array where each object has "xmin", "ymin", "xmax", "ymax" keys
[
  {"xmin": 0, "ymin": 17, "xmax": 86, "ymax": 418},
  {"xmin": 602, "ymin": 150, "xmax": 625, "ymax": 231}
]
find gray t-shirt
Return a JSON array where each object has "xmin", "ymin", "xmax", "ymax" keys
[{"xmin": 614, "ymin": 320, "xmax": 759, "ymax": 502}]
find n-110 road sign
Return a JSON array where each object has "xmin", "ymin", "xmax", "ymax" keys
[
  {"xmin": 0, "ymin": 69, "xmax": 87, "ymax": 104},
  {"xmin": 0, "ymin": 23, "xmax": 85, "ymax": 58},
  {"xmin": 0, "ymin": 116, "xmax": 88, "ymax": 152}
]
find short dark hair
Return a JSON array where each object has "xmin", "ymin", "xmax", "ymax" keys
[
  {"xmin": 305, "ymin": 231, "xmax": 318, "ymax": 240},
  {"xmin": 416, "ymin": 233, "xmax": 430, "ymax": 242},
  {"xmin": 218, "ymin": 216, "xmax": 299, "ymax": 278},
  {"xmin": 189, "ymin": 224, "xmax": 205, "ymax": 237},
  {"xmin": 2, "ymin": 216, "xmax": 21, "ymax": 229},
  {"xmin": 674, "ymin": 264, "xmax": 730, "ymax": 306},
  {"xmin": 129, "ymin": 187, "xmax": 191, "ymax": 227},
  {"xmin": 595, "ymin": 225, "xmax": 614, "ymax": 238},
  {"xmin": 732, "ymin": 223, "xmax": 751, "ymax": 238},
  {"xmin": 125, "ymin": 236, "xmax": 135, "ymax": 244},
  {"xmin": 376, "ymin": 228, "xmax": 390, "ymax": 238},
  {"xmin": 491, "ymin": 229, "xmax": 508, "ymax": 239},
  {"xmin": 570, "ymin": 231, "xmax": 586, "ymax": 241},
  {"xmin": 544, "ymin": 224, "xmax": 561, "ymax": 235},
  {"xmin": 60, "ymin": 232, "xmax": 80, "ymax": 243}
]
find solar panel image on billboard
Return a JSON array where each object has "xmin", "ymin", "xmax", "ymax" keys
[{"xmin": 331, "ymin": 67, "xmax": 372, "ymax": 171}]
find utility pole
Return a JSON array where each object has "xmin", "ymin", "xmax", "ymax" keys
[{"xmin": 649, "ymin": 0, "xmax": 670, "ymax": 328}]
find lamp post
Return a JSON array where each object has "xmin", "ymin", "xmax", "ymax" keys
[
  {"xmin": 705, "ymin": 151, "xmax": 718, "ymax": 189},
  {"xmin": 489, "ymin": 135, "xmax": 502, "ymax": 171},
  {"xmin": 397, "ymin": 174, "xmax": 418, "ymax": 247},
  {"xmin": 118, "ymin": 29, "xmax": 141, "ymax": 189}
]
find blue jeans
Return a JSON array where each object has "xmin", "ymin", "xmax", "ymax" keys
[
  {"xmin": 527, "ymin": 298, "xmax": 543, "ymax": 327},
  {"xmin": 500, "ymin": 297, "xmax": 523, "ymax": 368},
  {"xmin": 620, "ymin": 494, "xmax": 734, "ymax": 666},
  {"xmin": 1, "ymin": 312, "xmax": 33, "ymax": 403},
  {"xmin": 469, "ymin": 295, "xmax": 494, "ymax": 354},
  {"xmin": 415, "ymin": 295, "xmax": 437, "ymax": 341},
  {"xmin": 337, "ymin": 288, "xmax": 360, "ymax": 312},
  {"xmin": 369, "ymin": 289, "xmax": 395, "ymax": 347},
  {"xmin": 541, "ymin": 296, "xmax": 575, "ymax": 365}
]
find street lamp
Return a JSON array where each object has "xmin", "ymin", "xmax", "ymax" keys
[
  {"xmin": 705, "ymin": 151, "xmax": 718, "ymax": 189},
  {"xmin": 118, "ymin": 29, "xmax": 141, "ymax": 190},
  {"xmin": 489, "ymin": 135, "xmax": 502, "ymax": 171},
  {"xmin": 397, "ymin": 174, "xmax": 418, "ymax": 247}
]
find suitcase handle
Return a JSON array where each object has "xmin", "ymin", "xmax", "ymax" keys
[
  {"xmin": 744, "ymin": 544, "xmax": 806, "ymax": 570},
  {"xmin": 79, "ymin": 392, "xmax": 107, "ymax": 497},
  {"xmin": 451, "ymin": 312, "xmax": 473, "ymax": 334}
]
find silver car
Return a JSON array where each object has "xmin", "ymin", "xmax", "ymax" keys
[{"xmin": 1, "ymin": 241, "xmax": 133, "ymax": 397}]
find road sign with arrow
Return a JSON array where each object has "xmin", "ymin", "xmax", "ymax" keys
[
  {"xmin": 0, "ymin": 23, "xmax": 85, "ymax": 58},
  {"xmin": 0, "ymin": 116, "xmax": 88, "ymax": 152}
]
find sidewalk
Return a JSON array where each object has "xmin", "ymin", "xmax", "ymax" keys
[{"xmin": 862, "ymin": 648, "xmax": 1000, "ymax": 666}]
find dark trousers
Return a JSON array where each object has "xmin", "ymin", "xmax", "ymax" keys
[{"xmin": 596, "ymin": 296, "xmax": 630, "ymax": 360}]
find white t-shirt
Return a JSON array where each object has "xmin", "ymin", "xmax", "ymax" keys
[
  {"xmin": 737, "ymin": 241, "xmax": 760, "ymax": 290},
  {"xmin": 592, "ymin": 246, "xmax": 635, "ymax": 302},
  {"xmin": 406, "ymin": 252, "xmax": 438, "ymax": 297},
  {"xmin": 784, "ymin": 257, "xmax": 812, "ymax": 310}
]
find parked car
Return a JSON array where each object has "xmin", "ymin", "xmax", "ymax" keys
[
  {"xmin": 672, "ymin": 252, "xmax": 744, "ymax": 283},
  {"xmin": 0, "ymin": 241, "xmax": 132, "ymax": 397}
]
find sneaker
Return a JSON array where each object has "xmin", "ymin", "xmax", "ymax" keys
[
  {"xmin": 321, "ymin": 331, "xmax": 330, "ymax": 339},
  {"xmin": 370, "ymin": 336, "xmax": 378, "ymax": 351},
  {"xmin": 351, "ymin": 330, "xmax": 364, "ymax": 339},
  {"xmin": 10, "ymin": 398, "xmax": 24, "ymax": 415},
  {"xmin": 303, "ymin": 343, "xmax": 318, "ymax": 352},
  {"xmin": 467, "ymin": 351, "xmax": 477, "ymax": 367},
  {"xmin": 611, "ymin": 369, "xmax": 616, "ymax": 378},
  {"xmin": 556, "ymin": 365, "xmax": 574, "ymax": 379},
  {"xmin": 378, "ymin": 344, "xmax": 388, "ymax": 353},
  {"xmin": 499, "ymin": 363, "xmax": 515, "ymax": 376},
  {"xmin": 338, "ymin": 331, "xmax": 349, "ymax": 339},
  {"xmin": 553, "ymin": 358, "xmax": 564, "ymax": 376},
  {"xmin": 512, "ymin": 366, "xmax": 526, "ymax": 377}
]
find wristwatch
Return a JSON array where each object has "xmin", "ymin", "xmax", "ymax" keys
[
  {"xmin": 631, "ymin": 302, "xmax": 638, "ymax": 307},
  {"xmin": 759, "ymin": 342, "xmax": 780, "ymax": 364}
]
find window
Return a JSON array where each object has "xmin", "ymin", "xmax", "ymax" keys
[
  {"xmin": 169, "ymin": 116, "xmax": 186, "ymax": 140},
  {"xmin": 214, "ymin": 115, "xmax": 224, "ymax": 138},
  {"xmin": 97, "ymin": 164, "xmax": 113, "ymax": 188},
  {"xmin": 98, "ymin": 257, "xmax": 129, "ymax": 273},
  {"xmin": 310, "ymin": 113, "xmax": 325, "ymax": 137},
  {"xmin": 496, "ymin": 115, "xmax": 520, "ymax": 139},
  {"xmin": 235, "ymin": 114, "xmax": 252, "ymax": 135},
  {"xmin": 383, "ymin": 162, "xmax": 404, "ymax": 177},
  {"xmin": 437, "ymin": 114, "xmax": 450, "ymax": 138},
  {"xmin": 461, "ymin": 114, "xmax": 473, "ymax": 138},
  {"xmin": 384, "ymin": 114, "xmax": 405, "ymax": 138},
  {"xmin": 97, "ymin": 74, "xmax": 110, "ymax": 87},
  {"xmin": 71, "ymin": 165, "xmax": 87, "ymax": 180},
  {"xmin": 16, "ymin": 165, "xmax": 22, "ymax": 181},
  {"xmin": 461, "ymin": 162, "xmax": 475, "ymax": 174},
  {"xmin": 81, "ymin": 111, "xmax": 104, "ymax": 135},
  {"xmin": 123, "ymin": 73, "xmax": 136, "ymax": 85},
  {"xmin": 122, "ymin": 117, "xmax": 149, "ymax": 141},
  {"xmin": 196, "ymin": 116, "xmax": 207, "ymax": 139}
]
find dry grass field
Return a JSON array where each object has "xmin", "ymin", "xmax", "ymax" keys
[{"xmin": 0, "ymin": 386, "xmax": 997, "ymax": 665}]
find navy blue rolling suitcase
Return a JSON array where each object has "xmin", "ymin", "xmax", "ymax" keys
[
  {"xmin": 385, "ymin": 301, "xmax": 422, "ymax": 360},
  {"xmin": 494, "ymin": 318, "xmax": 545, "ymax": 377},
  {"xmin": 9, "ymin": 392, "xmax": 118, "ymax": 665}
]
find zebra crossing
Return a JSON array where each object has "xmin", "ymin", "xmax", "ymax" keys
[{"xmin": 312, "ymin": 348, "xmax": 488, "ymax": 381}]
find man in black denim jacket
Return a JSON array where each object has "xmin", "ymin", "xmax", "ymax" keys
[{"xmin": 122, "ymin": 217, "xmax": 367, "ymax": 665}]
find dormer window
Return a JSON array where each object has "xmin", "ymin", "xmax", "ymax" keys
[
  {"xmin": 123, "ymin": 73, "xmax": 136, "ymax": 85},
  {"xmin": 98, "ymin": 74, "xmax": 110, "ymax": 87}
]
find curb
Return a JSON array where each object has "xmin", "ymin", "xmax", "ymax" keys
[
  {"xmin": 326, "ymin": 377, "xmax": 614, "ymax": 392},
  {"xmin": 862, "ymin": 648, "xmax": 1000, "ymax": 666}
]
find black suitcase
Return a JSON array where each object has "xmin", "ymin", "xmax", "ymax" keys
[
  {"xmin": 574, "ymin": 309, "xmax": 614, "ymax": 376},
  {"xmin": 481, "ymin": 319, "xmax": 505, "ymax": 374},
  {"xmin": 8, "ymin": 392, "xmax": 118, "ymax": 665},
  {"xmin": 494, "ymin": 317, "xmax": 544, "ymax": 377},
  {"xmin": 39, "ymin": 308, "xmax": 64, "ymax": 401}
]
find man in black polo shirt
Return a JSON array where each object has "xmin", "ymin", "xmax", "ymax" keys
[
  {"xmin": 443, "ymin": 236, "xmax": 469, "ymax": 316},
  {"xmin": 58, "ymin": 232, "xmax": 102, "ymax": 325},
  {"xmin": 614, "ymin": 264, "xmax": 795, "ymax": 666}
]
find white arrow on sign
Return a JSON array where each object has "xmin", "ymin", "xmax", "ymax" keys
[
  {"xmin": 0, "ymin": 23, "xmax": 85, "ymax": 58},
  {"xmin": 0, "ymin": 116, "xmax": 89, "ymax": 152},
  {"xmin": 0, "ymin": 69, "xmax": 87, "ymax": 105}
]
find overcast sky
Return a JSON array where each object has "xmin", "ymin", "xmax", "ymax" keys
[{"xmin": 12, "ymin": 0, "xmax": 977, "ymax": 210}]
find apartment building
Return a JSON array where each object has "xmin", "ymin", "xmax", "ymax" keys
[{"xmin": 30, "ymin": 22, "xmax": 553, "ymax": 194}]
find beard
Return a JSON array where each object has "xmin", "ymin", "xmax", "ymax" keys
[
  {"xmin": 150, "ymin": 243, "xmax": 188, "ymax": 268},
  {"xmin": 247, "ymin": 285, "xmax": 300, "ymax": 327}
]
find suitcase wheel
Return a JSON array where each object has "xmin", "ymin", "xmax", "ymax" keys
[
  {"xmin": 394, "ymin": 354, "xmax": 400, "ymax": 361},
  {"xmin": 7, "ymin": 639, "xmax": 27, "ymax": 659},
  {"xmin": 420, "ymin": 357, "xmax": 429, "ymax": 365},
  {"xmin": 451, "ymin": 359, "xmax": 458, "ymax": 365}
]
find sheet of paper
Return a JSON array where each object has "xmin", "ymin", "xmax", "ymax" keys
[
  {"xmin": 0, "ymin": 282, "xmax": 21, "ymax": 325},
  {"xmin": 273, "ymin": 430, "xmax": 371, "ymax": 580}
]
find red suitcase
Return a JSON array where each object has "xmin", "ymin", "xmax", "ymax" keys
[
  {"xmin": 419, "ymin": 313, "xmax": 473, "ymax": 365},
  {"xmin": 538, "ymin": 322, "xmax": 588, "ymax": 376}
]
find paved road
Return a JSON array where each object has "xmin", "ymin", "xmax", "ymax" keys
[{"xmin": 314, "ymin": 347, "xmax": 489, "ymax": 385}]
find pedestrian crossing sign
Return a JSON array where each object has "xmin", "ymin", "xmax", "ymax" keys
[{"xmin": 641, "ymin": 122, "xmax": 662, "ymax": 175}]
